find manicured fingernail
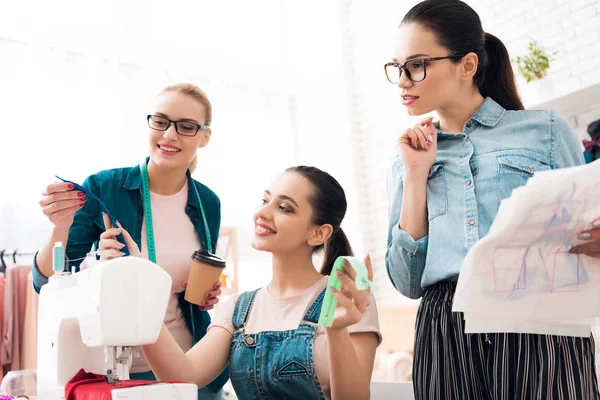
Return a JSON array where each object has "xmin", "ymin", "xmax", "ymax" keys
[
  {"xmin": 78, "ymin": 191, "xmax": 85, "ymax": 198},
  {"xmin": 68, "ymin": 183, "xmax": 74, "ymax": 189},
  {"xmin": 203, "ymin": 301, "xmax": 209, "ymax": 305},
  {"xmin": 425, "ymin": 142, "xmax": 430, "ymax": 149},
  {"xmin": 79, "ymin": 203, "xmax": 84, "ymax": 208},
  {"xmin": 578, "ymin": 232, "xmax": 592, "ymax": 240},
  {"xmin": 594, "ymin": 220, "xmax": 600, "ymax": 228},
  {"xmin": 428, "ymin": 135, "xmax": 433, "ymax": 141},
  {"xmin": 205, "ymin": 292, "xmax": 212, "ymax": 298},
  {"xmin": 569, "ymin": 247, "xmax": 582, "ymax": 254}
]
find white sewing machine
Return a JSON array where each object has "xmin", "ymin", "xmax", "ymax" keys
[{"xmin": 37, "ymin": 256, "xmax": 198, "ymax": 399}]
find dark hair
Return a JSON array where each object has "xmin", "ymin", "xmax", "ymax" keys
[
  {"xmin": 286, "ymin": 166, "xmax": 353, "ymax": 276},
  {"xmin": 402, "ymin": 0, "xmax": 524, "ymax": 111}
]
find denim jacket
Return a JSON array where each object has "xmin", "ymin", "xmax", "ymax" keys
[
  {"xmin": 31, "ymin": 158, "xmax": 228, "ymax": 392},
  {"xmin": 386, "ymin": 97, "xmax": 585, "ymax": 299}
]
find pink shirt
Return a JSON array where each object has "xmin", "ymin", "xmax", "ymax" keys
[
  {"xmin": 1, "ymin": 265, "xmax": 30, "ymax": 372},
  {"xmin": 209, "ymin": 276, "xmax": 382, "ymax": 399},
  {"xmin": 130, "ymin": 181, "xmax": 200, "ymax": 373}
]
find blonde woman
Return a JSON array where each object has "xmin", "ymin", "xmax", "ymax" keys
[{"xmin": 34, "ymin": 83, "xmax": 227, "ymax": 399}]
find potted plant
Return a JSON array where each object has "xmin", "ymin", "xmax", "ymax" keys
[
  {"xmin": 515, "ymin": 40, "xmax": 557, "ymax": 83},
  {"xmin": 513, "ymin": 40, "xmax": 558, "ymax": 107}
]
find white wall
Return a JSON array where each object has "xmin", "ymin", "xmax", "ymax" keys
[
  {"xmin": 0, "ymin": 0, "xmax": 364, "ymax": 294},
  {"xmin": 0, "ymin": 0, "xmax": 299, "ymax": 279},
  {"xmin": 2, "ymin": 0, "xmax": 599, "ymax": 299}
]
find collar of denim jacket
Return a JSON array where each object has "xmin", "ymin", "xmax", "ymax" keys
[
  {"xmin": 469, "ymin": 96, "xmax": 505, "ymax": 127},
  {"xmin": 433, "ymin": 96, "xmax": 506, "ymax": 138}
]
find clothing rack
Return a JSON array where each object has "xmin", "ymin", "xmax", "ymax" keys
[
  {"xmin": 0, "ymin": 250, "xmax": 35, "ymax": 273},
  {"xmin": 1, "ymin": 250, "xmax": 36, "ymax": 258}
]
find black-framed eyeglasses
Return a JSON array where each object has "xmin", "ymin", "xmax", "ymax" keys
[
  {"xmin": 384, "ymin": 54, "xmax": 467, "ymax": 84},
  {"xmin": 147, "ymin": 115, "xmax": 210, "ymax": 137}
]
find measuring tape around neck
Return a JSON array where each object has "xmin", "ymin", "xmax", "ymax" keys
[
  {"xmin": 139, "ymin": 161, "xmax": 213, "ymax": 262},
  {"xmin": 140, "ymin": 160, "xmax": 213, "ymax": 346}
]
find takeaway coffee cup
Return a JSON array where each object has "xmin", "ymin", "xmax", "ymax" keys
[{"xmin": 184, "ymin": 249, "xmax": 226, "ymax": 305}]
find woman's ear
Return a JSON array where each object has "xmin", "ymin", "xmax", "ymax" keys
[
  {"xmin": 460, "ymin": 52, "xmax": 479, "ymax": 81},
  {"xmin": 307, "ymin": 224, "xmax": 333, "ymax": 247},
  {"xmin": 199, "ymin": 129, "xmax": 212, "ymax": 148}
]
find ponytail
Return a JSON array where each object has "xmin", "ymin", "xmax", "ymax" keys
[
  {"xmin": 477, "ymin": 33, "xmax": 524, "ymax": 111},
  {"xmin": 320, "ymin": 228, "xmax": 354, "ymax": 276}
]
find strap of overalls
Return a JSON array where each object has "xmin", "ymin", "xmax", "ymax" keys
[
  {"xmin": 302, "ymin": 288, "xmax": 327, "ymax": 324},
  {"xmin": 232, "ymin": 287, "xmax": 326, "ymax": 329},
  {"xmin": 232, "ymin": 289, "xmax": 260, "ymax": 330}
]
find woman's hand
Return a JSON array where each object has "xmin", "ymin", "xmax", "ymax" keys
[
  {"xmin": 99, "ymin": 212, "xmax": 142, "ymax": 260},
  {"xmin": 182, "ymin": 280, "xmax": 223, "ymax": 311},
  {"xmin": 39, "ymin": 182, "xmax": 86, "ymax": 229},
  {"xmin": 570, "ymin": 218, "xmax": 600, "ymax": 258},
  {"xmin": 329, "ymin": 254, "xmax": 374, "ymax": 331},
  {"xmin": 397, "ymin": 117, "xmax": 438, "ymax": 174}
]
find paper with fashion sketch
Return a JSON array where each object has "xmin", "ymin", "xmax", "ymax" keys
[{"xmin": 453, "ymin": 159, "xmax": 600, "ymax": 337}]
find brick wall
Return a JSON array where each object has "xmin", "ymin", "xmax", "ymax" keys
[{"xmin": 470, "ymin": 0, "xmax": 600, "ymax": 114}]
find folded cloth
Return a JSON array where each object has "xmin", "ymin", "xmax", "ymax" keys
[{"xmin": 65, "ymin": 369, "xmax": 183, "ymax": 400}]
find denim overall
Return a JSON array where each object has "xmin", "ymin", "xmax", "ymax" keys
[{"xmin": 229, "ymin": 288, "xmax": 328, "ymax": 400}]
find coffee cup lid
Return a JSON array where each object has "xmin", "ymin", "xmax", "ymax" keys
[{"xmin": 191, "ymin": 249, "xmax": 226, "ymax": 268}]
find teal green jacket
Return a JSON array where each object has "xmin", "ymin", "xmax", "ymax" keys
[{"xmin": 32, "ymin": 159, "xmax": 228, "ymax": 392}]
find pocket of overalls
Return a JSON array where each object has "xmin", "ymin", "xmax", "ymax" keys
[{"xmin": 277, "ymin": 361, "xmax": 309, "ymax": 377}]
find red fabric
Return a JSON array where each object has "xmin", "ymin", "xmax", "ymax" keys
[
  {"xmin": 65, "ymin": 369, "xmax": 184, "ymax": 400},
  {"xmin": 583, "ymin": 136, "xmax": 600, "ymax": 153}
]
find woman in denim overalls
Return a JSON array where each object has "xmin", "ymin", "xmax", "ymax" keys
[{"xmin": 110, "ymin": 166, "xmax": 381, "ymax": 400}]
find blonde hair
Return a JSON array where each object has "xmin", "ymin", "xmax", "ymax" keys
[{"xmin": 160, "ymin": 83, "xmax": 212, "ymax": 174}]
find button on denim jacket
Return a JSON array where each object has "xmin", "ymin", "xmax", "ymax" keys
[{"xmin": 386, "ymin": 97, "xmax": 584, "ymax": 299}]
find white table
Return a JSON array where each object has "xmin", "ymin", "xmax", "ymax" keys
[{"xmin": 371, "ymin": 381, "xmax": 415, "ymax": 400}]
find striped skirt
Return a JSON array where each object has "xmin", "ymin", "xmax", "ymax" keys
[{"xmin": 413, "ymin": 282, "xmax": 600, "ymax": 400}]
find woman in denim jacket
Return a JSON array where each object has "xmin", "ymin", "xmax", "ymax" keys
[
  {"xmin": 34, "ymin": 83, "xmax": 228, "ymax": 399},
  {"xmin": 102, "ymin": 166, "xmax": 381, "ymax": 400},
  {"xmin": 385, "ymin": 1, "xmax": 600, "ymax": 398}
]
